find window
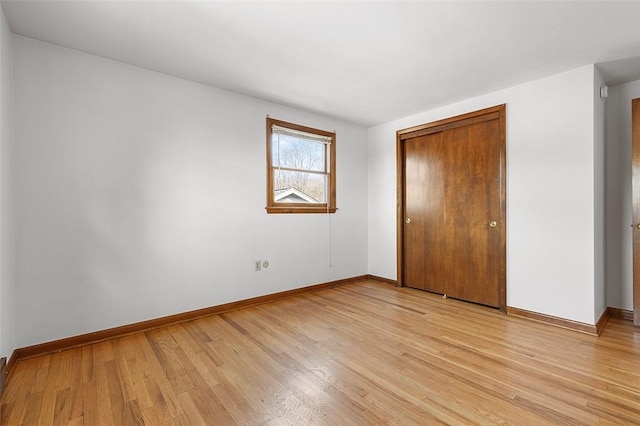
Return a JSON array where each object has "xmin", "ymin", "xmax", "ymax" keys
[{"xmin": 266, "ymin": 118, "xmax": 336, "ymax": 214}]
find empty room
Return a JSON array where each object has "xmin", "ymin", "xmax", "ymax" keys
[{"xmin": 1, "ymin": 1, "xmax": 640, "ymax": 424}]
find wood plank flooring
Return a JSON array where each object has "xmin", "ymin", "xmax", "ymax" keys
[{"xmin": 2, "ymin": 280, "xmax": 640, "ymax": 425}]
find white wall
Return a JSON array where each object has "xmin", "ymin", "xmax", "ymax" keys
[
  {"xmin": 0, "ymin": 9, "xmax": 14, "ymax": 360},
  {"xmin": 606, "ymin": 78, "xmax": 640, "ymax": 311},
  {"xmin": 594, "ymin": 67, "xmax": 607, "ymax": 321},
  {"xmin": 7, "ymin": 32, "xmax": 625, "ymax": 349},
  {"xmin": 13, "ymin": 36, "xmax": 368, "ymax": 348},
  {"xmin": 368, "ymin": 65, "xmax": 599, "ymax": 324}
]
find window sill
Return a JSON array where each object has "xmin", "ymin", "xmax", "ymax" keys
[{"xmin": 266, "ymin": 206, "xmax": 338, "ymax": 214}]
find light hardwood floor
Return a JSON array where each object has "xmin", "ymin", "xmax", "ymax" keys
[{"xmin": 2, "ymin": 280, "xmax": 640, "ymax": 425}]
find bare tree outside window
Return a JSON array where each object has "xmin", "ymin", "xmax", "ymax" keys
[{"xmin": 272, "ymin": 134, "xmax": 326, "ymax": 202}]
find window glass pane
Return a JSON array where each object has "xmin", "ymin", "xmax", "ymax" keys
[
  {"xmin": 274, "ymin": 170, "xmax": 326, "ymax": 203},
  {"xmin": 272, "ymin": 134, "xmax": 325, "ymax": 172}
]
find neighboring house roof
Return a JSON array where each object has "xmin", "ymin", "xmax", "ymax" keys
[{"xmin": 275, "ymin": 188, "xmax": 318, "ymax": 203}]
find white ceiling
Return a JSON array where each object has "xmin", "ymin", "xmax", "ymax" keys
[{"xmin": 2, "ymin": 1, "xmax": 640, "ymax": 126}]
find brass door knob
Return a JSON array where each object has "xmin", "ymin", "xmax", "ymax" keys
[
  {"xmin": 489, "ymin": 221, "xmax": 497, "ymax": 228},
  {"xmin": 405, "ymin": 218, "xmax": 411, "ymax": 224}
]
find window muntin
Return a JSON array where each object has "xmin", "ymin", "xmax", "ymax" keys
[{"xmin": 266, "ymin": 118, "xmax": 336, "ymax": 214}]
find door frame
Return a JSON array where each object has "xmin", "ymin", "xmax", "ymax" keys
[
  {"xmin": 632, "ymin": 97, "xmax": 640, "ymax": 326},
  {"xmin": 396, "ymin": 104, "xmax": 507, "ymax": 312}
]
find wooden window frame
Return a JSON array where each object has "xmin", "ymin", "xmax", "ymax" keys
[{"xmin": 266, "ymin": 117, "xmax": 337, "ymax": 214}]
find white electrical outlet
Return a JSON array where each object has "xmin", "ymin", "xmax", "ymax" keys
[
  {"xmin": 255, "ymin": 260, "xmax": 261, "ymax": 271},
  {"xmin": 262, "ymin": 260, "xmax": 270, "ymax": 269}
]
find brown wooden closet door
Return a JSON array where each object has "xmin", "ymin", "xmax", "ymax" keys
[
  {"xmin": 401, "ymin": 109, "xmax": 503, "ymax": 308},
  {"xmin": 404, "ymin": 132, "xmax": 451, "ymax": 295}
]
